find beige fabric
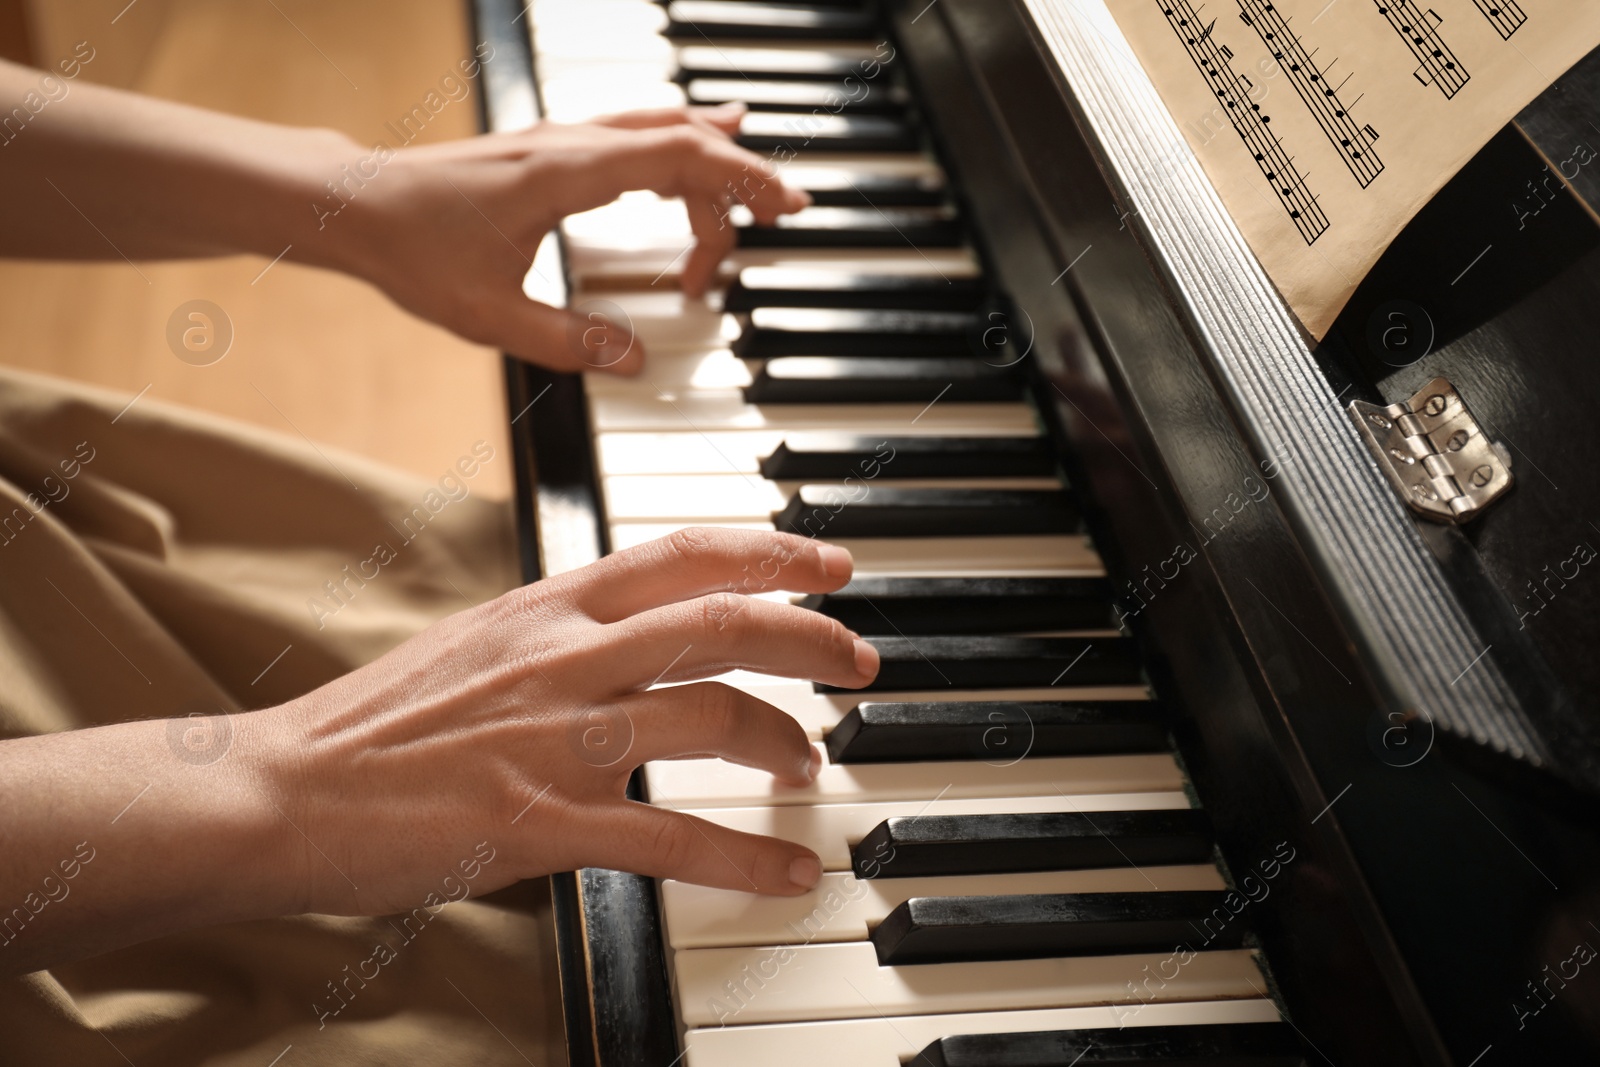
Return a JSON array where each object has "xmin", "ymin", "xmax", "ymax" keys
[{"xmin": 0, "ymin": 367, "xmax": 566, "ymax": 1065}]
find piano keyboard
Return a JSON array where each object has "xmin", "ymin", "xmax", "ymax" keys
[{"xmin": 527, "ymin": 1, "xmax": 1302, "ymax": 1063}]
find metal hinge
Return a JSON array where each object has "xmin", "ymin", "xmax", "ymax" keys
[{"xmin": 1348, "ymin": 377, "xmax": 1514, "ymax": 525}]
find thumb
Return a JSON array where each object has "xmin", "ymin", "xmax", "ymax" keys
[
  {"xmin": 597, "ymin": 803, "xmax": 823, "ymax": 895},
  {"xmin": 494, "ymin": 297, "xmax": 646, "ymax": 377}
]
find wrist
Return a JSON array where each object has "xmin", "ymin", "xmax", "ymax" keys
[
  {"xmin": 288, "ymin": 131, "xmax": 397, "ymax": 278},
  {"xmin": 231, "ymin": 702, "xmax": 317, "ymax": 918}
]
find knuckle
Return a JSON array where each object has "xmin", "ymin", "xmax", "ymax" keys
[
  {"xmin": 693, "ymin": 682, "xmax": 742, "ymax": 740},
  {"xmin": 664, "ymin": 526, "xmax": 719, "ymax": 569},
  {"xmin": 698, "ymin": 591, "xmax": 746, "ymax": 636}
]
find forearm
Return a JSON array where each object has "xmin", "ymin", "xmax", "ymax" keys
[
  {"xmin": 0, "ymin": 713, "xmax": 299, "ymax": 977},
  {"xmin": 0, "ymin": 59, "xmax": 365, "ymax": 270}
]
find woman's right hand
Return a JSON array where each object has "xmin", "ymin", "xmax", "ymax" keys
[{"xmin": 258, "ymin": 528, "xmax": 878, "ymax": 919}]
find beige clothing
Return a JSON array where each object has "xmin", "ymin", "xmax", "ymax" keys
[{"xmin": 0, "ymin": 368, "xmax": 565, "ymax": 1065}]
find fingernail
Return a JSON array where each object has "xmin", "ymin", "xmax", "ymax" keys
[
  {"xmin": 816, "ymin": 543, "xmax": 853, "ymax": 580},
  {"xmin": 788, "ymin": 854, "xmax": 822, "ymax": 889},
  {"xmin": 853, "ymin": 638, "xmax": 879, "ymax": 680},
  {"xmin": 806, "ymin": 746, "xmax": 822, "ymax": 781}
]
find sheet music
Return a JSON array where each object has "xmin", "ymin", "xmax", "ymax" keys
[{"xmin": 1106, "ymin": 0, "xmax": 1600, "ymax": 337}]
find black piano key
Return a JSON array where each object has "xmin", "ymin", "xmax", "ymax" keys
[
  {"xmin": 737, "ymin": 205, "xmax": 960, "ymax": 248},
  {"xmin": 759, "ymin": 434, "xmax": 1052, "ymax": 479},
  {"xmin": 850, "ymin": 809, "xmax": 1210, "ymax": 879},
  {"xmin": 737, "ymin": 112, "xmax": 917, "ymax": 153},
  {"xmin": 744, "ymin": 358, "xmax": 1021, "ymax": 404},
  {"xmin": 775, "ymin": 486, "xmax": 1078, "ymax": 539},
  {"xmin": 869, "ymin": 891, "xmax": 1244, "ymax": 965},
  {"xmin": 687, "ymin": 78, "xmax": 910, "ymax": 116},
  {"xmin": 915, "ymin": 1023, "xmax": 1306, "ymax": 1067},
  {"xmin": 794, "ymin": 172, "xmax": 948, "ymax": 208},
  {"xmin": 676, "ymin": 45, "xmax": 886, "ymax": 83},
  {"xmin": 828, "ymin": 699, "xmax": 1169, "ymax": 764},
  {"xmin": 735, "ymin": 308, "xmax": 978, "ymax": 358},
  {"xmin": 820, "ymin": 636, "xmax": 1142, "ymax": 691},
  {"xmin": 800, "ymin": 577, "xmax": 1113, "ymax": 634},
  {"xmin": 664, "ymin": 1, "xmax": 877, "ymax": 39},
  {"xmin": 727, "ymin": 268, "xmax": 979, "ymax": 311}
]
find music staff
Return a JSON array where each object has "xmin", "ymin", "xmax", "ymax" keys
[
  {"xmin": 1160, "ymin": 1, "xmax": 1330, "ymax": 244},
  {"xmin": 1373, "ymin": 1, "xmax": 1470, "ymax": 98},
  {"xmin": 1238, "ymin": 0, "xmax": 1383, "ymax": 188},
  {"xmin": 1471, "ymin": 0, "xmax": 1527, "ymax": 40}
]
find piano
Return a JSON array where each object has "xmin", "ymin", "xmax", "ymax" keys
[{"xmin": 469, "ymin": 0, "xmax": 1600, "ymax": 1063}]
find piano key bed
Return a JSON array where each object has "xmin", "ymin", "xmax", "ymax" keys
[{"xmin": 502, "ymin": 0, "xmax": 1309, "ymax": 1063}]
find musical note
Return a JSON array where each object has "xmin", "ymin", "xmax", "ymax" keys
[
  {"xmin": 1238, "ymin": 0, "xmax": 1384, "ymax": 188},
  {"xmin": 1160, "ymin": 0, "xmax": 1329, "ymax": 244},
  {"xmin": 1372, "ymin": 1, "xmax": 1469, "ymax": 98},
  {"xmin": 1471, "ymin": 0, "xmax": 1526, "ymax": 40}
]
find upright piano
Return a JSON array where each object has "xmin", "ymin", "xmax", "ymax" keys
[{"xmin": 470, "ymin": 0, "xmax": 1600, "ymax": 1063}]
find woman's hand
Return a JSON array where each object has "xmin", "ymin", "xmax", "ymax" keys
[
  {"xmin": 0, "ymin": 528, "xmax": 874, "ymax": 977},
  {"xmin": 261, "ymin": 528, "xmax": 877, "ymax": 918},
  {"xmin": 337, "ymin": 105, "xmax": 808, "ymax": 375}
]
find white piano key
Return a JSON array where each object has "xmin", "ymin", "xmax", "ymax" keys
[
  {"xmin": 680, "ymin": 793, "xmax": 1191, "ymax": 871},
  {"xmin": 677, "ymin": 43, "xmax": 896, "ymax": 77},
  {"xmin": 541, "ymin": 77, "xmax": 687, "ymax": 122},
  {"xmin": 682, "ymin": 1000, "xmax": 1285, "ymax": 1067},
  {"xmin": 780, "ymin": 158, "xmax": 947, "ymax": 184},
  {"xmin": 673, "ymin": 939, "xmax": 1266, "ymax": 1026},
  {"xmin": 662, "ymin": 865, "xmax": 1227, "ymax": 949},
  {"xmin": 597, "ymin": 430, "xmax": 787, "ymax": 474},
  {"xmin": 679, "ymin": 677, "xmax": 1151, "ymax": 739},
  {"xmin": 645, "ymin": 746, "xmax": 1182, "ymax": 808},
  {"xmin": 532, "ymin": 2, "xmax": 668, "ymax": 50},
  {"xmin": 571, "ymin": 245, "xmax": 981, "ymax": 291},
  {"xmin": 584, "ymin": 349, "xmax": 754, "ymax": 396},
  {"xmin": 570, "ymin": 287, "xmax": 737, "ymax": 350},
  {"xmin": 595, "ymin": 428, "xmax": 1037, "ymax": 475},
  {"xmin": 836, "ymin": 535, "xmax": 1102, "ymax": 575},
  {"xmin": 588, "ymin": 392, "xmax": 1038, "ymax": 433},
  {"xmin": 607, "ymin": 523, "xmax": 1102, "ymax": 575},
  {"xmin": 602, "ymin": 473, "xmax": 1063, "ymax": 522},
  {"xmin": 606, "ymin": 472, "xmax": 787, "ymax": 519}
]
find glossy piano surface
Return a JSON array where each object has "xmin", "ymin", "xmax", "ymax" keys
[{"xmin": 472, "ymin": 0, "xmax": 1600, "ymax": 1064}]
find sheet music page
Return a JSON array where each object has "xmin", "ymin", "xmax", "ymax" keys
[{"xmin": 1105, "ymin": 0, "xmax": 1600, "ymax": 338}]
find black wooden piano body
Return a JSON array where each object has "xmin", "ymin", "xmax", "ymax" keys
[{"xmin": 470, "ymin": 0, "xmax": 1600, "ymax": 1062}]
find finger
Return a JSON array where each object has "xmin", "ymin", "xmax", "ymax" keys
[
  {"xmin": 624, "ymin": 125, "xmax": 810, "ymax": 225},
  {"xmin": 494, "ymin": 297, "xmax": 646, "ymax": 377},
  {"xmin": 623, "ymin": 682, "xmax": 818, "ymax": 785},
  {"xmin": 681, "ymin": 194, "xmax": 736, "ymax": 299},
  {"xmin": 588, "ymin": 802, "xmax": 823, "ymax": 894},
  {"xmin": 591, "ymin": 101, "xmax": 746, "ymax": 138},
  {"xmin": 556, "ymin": 527, "xmax": 852, "ymax": 622},
  {"xmin": 600, "ymin": 593, "xmax": 878, "ymax": 690},
  {"xmin": 693, "ymin": 101, "xmax": 747, "ymax": 138}
]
